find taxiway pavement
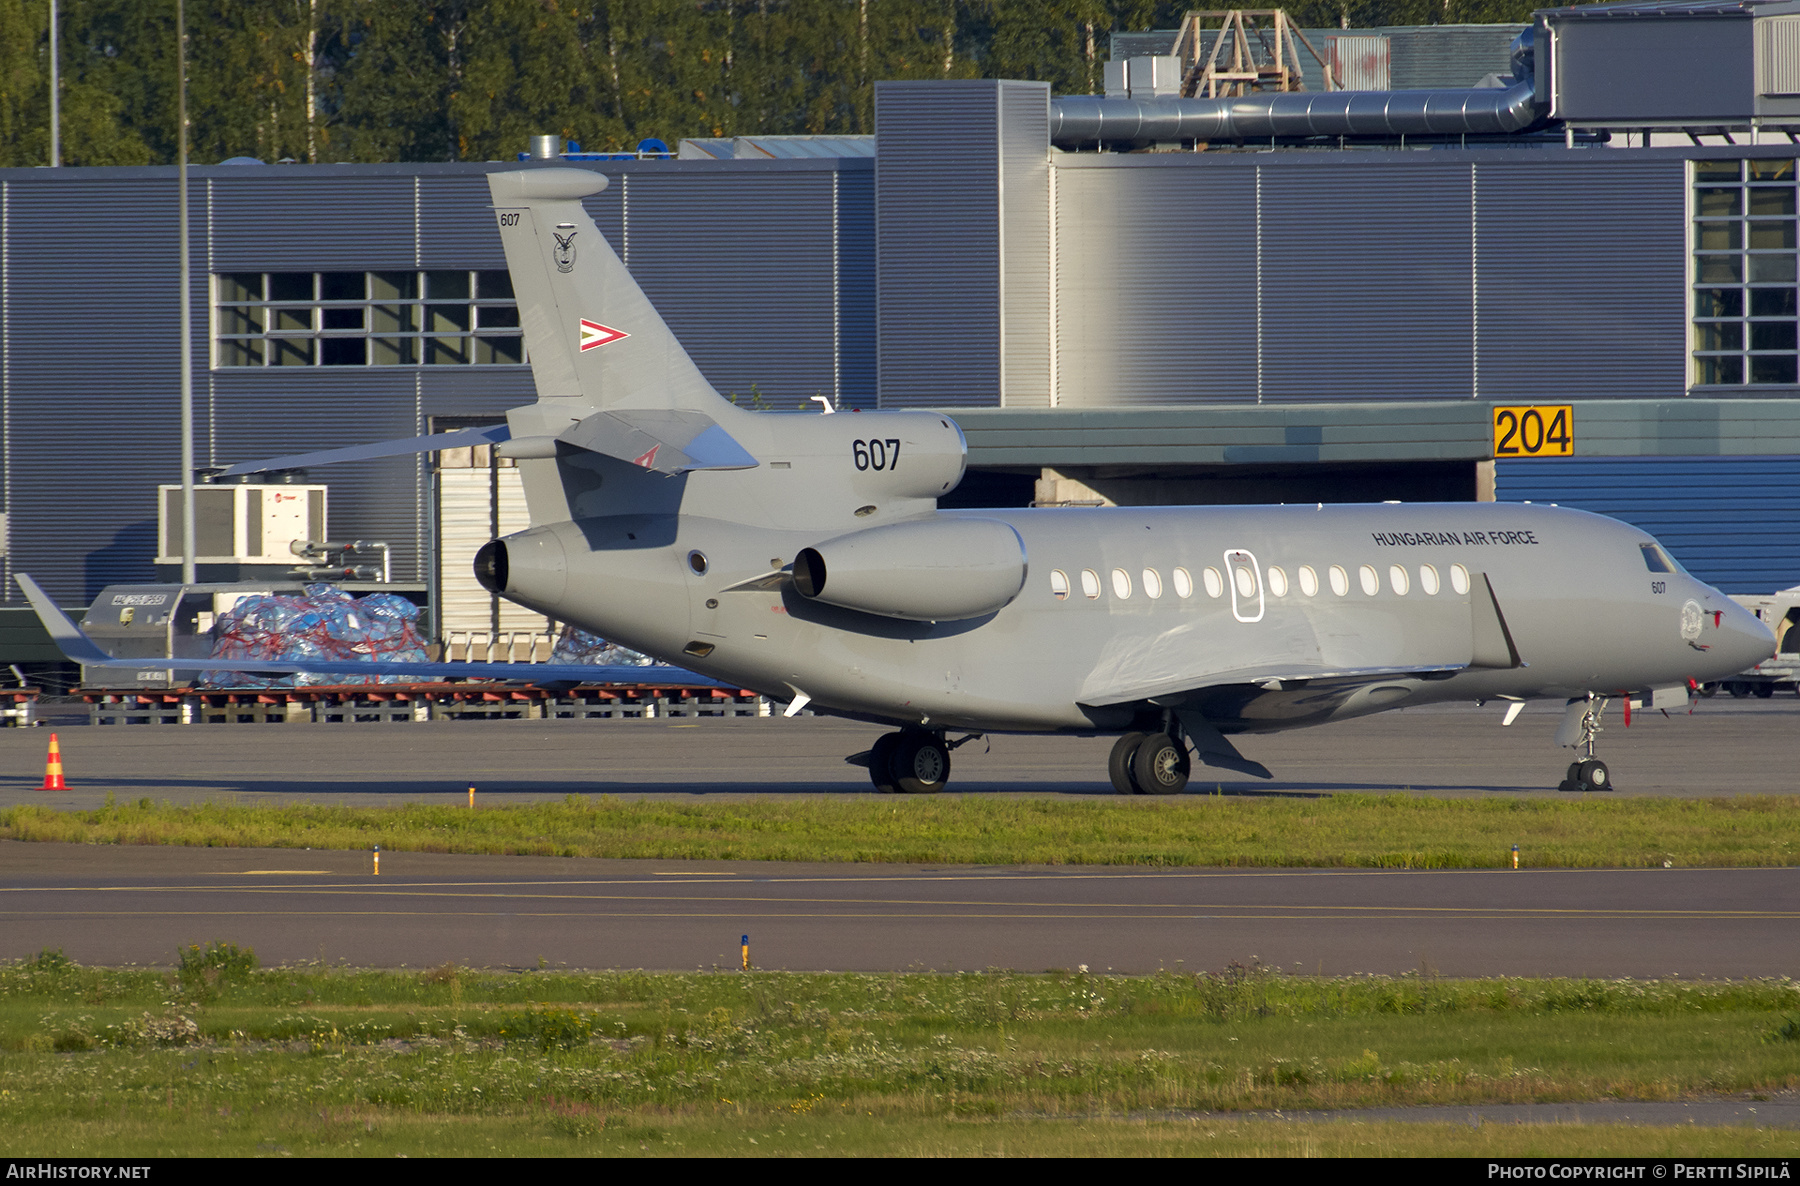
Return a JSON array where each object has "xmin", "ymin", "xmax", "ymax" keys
[
  {"xmin": 0, "ymin": 696, "xmax": 1792, "ymax": 808},
  {"xmin": 1, "ymin": 842, "xmax": 1794, "ymax": 977}
]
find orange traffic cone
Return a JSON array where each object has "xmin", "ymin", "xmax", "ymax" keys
[{"xmin": 41, "ymin": 733, "xmax": 66, "ymax": 791}]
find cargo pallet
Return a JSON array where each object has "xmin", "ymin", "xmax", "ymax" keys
[
  {"xmin": 82, "ymin": 684, "xmax": 781, "ymax": 725},
  {"xmin": 0, "ymin": 689, "xmax": 35, "ymax": 727}
]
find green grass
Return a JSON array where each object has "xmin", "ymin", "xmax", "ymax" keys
[
  {"xmin": 2, "ymin": 951, "xmax": 1798, "ymax": 1156},
  {"xmin": 4, "ymin": 792, "xmax": 1799, "ymax": 868}
]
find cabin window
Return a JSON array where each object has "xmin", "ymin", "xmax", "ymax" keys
[
  {"xmin": 1233, "ymin": 565, "xmax": 1255, "ymax": 599},
  {"xmin": 1266, "ymin": 566, "xmax": 1289, "ymax": 597},
  {"xmin": 1450, "ymin": 563, "xmax": 1471, "ymax": 595},
  {"xmin": 1202, "ymin": 567, "xmax": 1224, "ymax": 598},
  {"xmin": 1388, "ymin": 564, "xmax": 1410, "ymax": 595},
  {"xmin": 1142, "ymin": 569, "xmax": 1164, "ymax": 599},
  {"xmin": 1111, "ymin": 568, "xmax": 1133, "ymax": 599},
  {"xmin": 1172, "ymin": 567, "xmax": 1194, "ymax": 598},
  {"xmin": 1297, "ymin": 565, "xmax": 1318, "ymax": 597},
  {"xmin": 1327, "ymin": 565, "xmax": 1347, "ymax": 596},
  {"xmin": 1418, "ymin": 564, "xmax": 1440, "ymax": 595},
  {"xmin": 1081, "ymin": 569, "xmax": 1101, "ymax": 600},
  {"xmin": 1359, "ymin": 564, "xmax": 1380, "ymax": 596},
  {"xmin": 1050, "ymin": 570, "xmax": 1070, "ymax": 600}
]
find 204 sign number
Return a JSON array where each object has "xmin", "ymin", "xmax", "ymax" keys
[
  {"xmin": 853, "ymin": 438, "xmax": 902, "ymax": 471},
  {"xmin": 1492, "ymin": 405, "xmax": 1574, "ymax": 458}
]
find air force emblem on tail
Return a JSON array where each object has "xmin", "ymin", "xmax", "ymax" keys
[
  {"xmin": 552, "ymin": 230, "xmax": 577, "ymax": 273},
  {"xmin": 578, "ymin": 319, "xmax": 629, "ymax": 351}
]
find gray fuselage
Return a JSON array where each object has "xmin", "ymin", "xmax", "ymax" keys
[{"xmin": 499, "ymin": 494, "xmax": 1774, "ymax": 736}]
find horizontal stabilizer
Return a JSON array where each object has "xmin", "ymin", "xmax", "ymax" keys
[
  {"xmin": 15, "ymin": 574, "xmax": 707, "ymax": 687},
  {"xmin": 558, "ymin": 409, "xmax": 757, "ymax": 474},
  {"xmin": 218, "ymin": 425, "xmax": 511, "ymax": 477}
]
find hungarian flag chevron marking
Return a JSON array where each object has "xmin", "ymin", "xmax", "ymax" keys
[{"xmin": 578, "ymin": 319, "xmax": 629, "ymax": 351}]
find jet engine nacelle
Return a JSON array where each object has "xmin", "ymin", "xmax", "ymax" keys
[{"xmin": 792, "ymin": 517, "xmax": 1027, "ymax": 622}]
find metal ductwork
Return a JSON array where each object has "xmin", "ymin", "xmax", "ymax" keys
[
  {"xmin": 1050, "ymin": 80, "xmax": 1545, "ymax": 147},
  {"xmin": 1050, "ymin": 27, "xmax": 1548, "ymax": 147}
]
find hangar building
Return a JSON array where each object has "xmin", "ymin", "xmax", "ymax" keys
[{"xmin": 1, "ymin": 0, "xmax": 1798, "ymax": 665}]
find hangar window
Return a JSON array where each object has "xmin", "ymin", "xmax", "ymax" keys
[
  {"xmin": 214, "ymin": 270, "xmax": 524, "ymax": 369},
  {"xmin": 1692, "ymin": 159, "xmax": 1799, "ymax": 388}
]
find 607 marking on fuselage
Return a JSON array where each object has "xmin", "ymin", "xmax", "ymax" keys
[
  {"xmin": 1492, "ymin": 405, "xmax": 1574, "ymax": 458},
  {"xmin": 852, "ymin": 439, "xmax": 901, "ymax": 471}
]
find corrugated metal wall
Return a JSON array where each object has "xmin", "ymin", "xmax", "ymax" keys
[
  {"xmin": 0, "ymin": 159, "xmax": 873, "ymax": 604},
  {"xmin": 1000, "ymin": 82, "xmax": 1053, "ymax": 408},
  {"xmin": 1495, "ymin": 456, "xmax": 1800, "ymax": 593},
  {"xmin": 1053, "ymin": 164, "xmax": 1257, "ymax": 405},
  {"xmin": 1474, "ymin": 159, "xmax": 1686, "ymax": 402},
  {"xmin": 1261, "ymin": 159, "xmax": 1474, "ymax": 402},
  {"xmin": 1050, "ymin": 151, "xmax": 1688, "ymax": 408},
  {"xmin": 876, "ymin": 81, "xmax": 1003, "ymax": 408}
]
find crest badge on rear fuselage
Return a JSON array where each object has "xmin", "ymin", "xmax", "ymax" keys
[{"xmin": 553, "ymin": 231, "xmax": 577, "ymax": 273}]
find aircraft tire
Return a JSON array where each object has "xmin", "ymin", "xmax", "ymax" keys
[
  {"xmin": 891, "ymin": 733, "xmax": 950, "ymax": 794},
  {"xmin": 1754, "ymin": 683, "xmax": 1775, "ymax": 699},
  {"xmin": 1108, "ymin": 732, "xmax": 1149, "ymax": 795},
  {"xmin": 1576, "ymin": 758, "xmax": 1611, "ymax": 792},
  {"xmin": 868, "ymin": 733, "xmax": 902, "ymax": 794},
  {"xmin": 1131, "ymin": 733, "xmax": 1191, "ymax": 796}
]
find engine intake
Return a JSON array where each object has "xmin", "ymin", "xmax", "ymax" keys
[{"xmin": 792, "ymin": 517, "xmax": 1026, "ymax": 622}]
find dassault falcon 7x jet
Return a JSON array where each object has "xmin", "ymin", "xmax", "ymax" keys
[{"xmin": 22, "ymin": 168, "xmax": 1774, "ymax": 795}]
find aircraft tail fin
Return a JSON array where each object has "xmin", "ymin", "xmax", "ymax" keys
[{"xmin": 487, "ymin": 168, "xmax": 724, "ymax": 417}]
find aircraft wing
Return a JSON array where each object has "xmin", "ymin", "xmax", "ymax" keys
[
  {"xmin": 16, "ymin": 575, "xmax": 707, "ymax": 686},
  {"xmin": 1077, "ymin": 661, "xmax": 1466, "ymax": 709}
]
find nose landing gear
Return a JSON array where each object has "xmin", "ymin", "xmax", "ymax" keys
[{"xmin": 1557, "ymin": 693, "xmax": 1615, "ymax": 793}]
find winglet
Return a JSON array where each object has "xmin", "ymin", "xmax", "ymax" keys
[{"xmin": 15, "ymin": 574, "xmax": 113, "ymax": 665}]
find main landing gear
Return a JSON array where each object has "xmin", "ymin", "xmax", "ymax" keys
[
  {"xmin": 1558, "ymin": 693, "xmax": 1614, "ymax": 794},
  {"xmin": 1108, "ymin": 731, "xmax": 1192, "ymax": 795},
  {"xmin": 853, "ymin": 729, "xmax": 983, "ymax": 794}
]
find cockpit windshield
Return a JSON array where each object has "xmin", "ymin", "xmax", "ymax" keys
[{"xmin": 1639, "ymin": 543, "xmax": 1679, "ymax": 574}]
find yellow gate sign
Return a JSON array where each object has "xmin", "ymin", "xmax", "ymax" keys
[{"xmin": 1492, "ymin": 405, "xmax": 1574, "ymax": 458}]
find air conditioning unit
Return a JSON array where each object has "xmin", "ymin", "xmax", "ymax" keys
[{"xmin": 155, "ymin": 483, "xmax": 327, "ymax": 565}]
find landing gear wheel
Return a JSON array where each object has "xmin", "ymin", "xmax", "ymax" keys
[
  {"xmin": 1559, "ymin": 762, "xmax": 1582, "ymax": 793},
  {"xmin": 1755, "ymin": 684, "xmax": 1775, "ymax": 699},
  {"xmin": 1108, "ymin": 732, "xmax": 1149, "ymax": 795},
  {"xmin": 1130, "ymin": 733, "xmax": 1191, "ymax": 795},
  {"xmin": 867, "ymin": 732, "xmax": 902, "ymax": 794},
  {"xmin": 1729, "ymin": 682, "xmax": 1750, "ymax": 698},
  {"xmin": 891, "ymin": 732, "xmax": 950, "ymax": 794},
  {"xmin": 1575, "ymin": 758, "xmax": 1612, "ymax": 792}
]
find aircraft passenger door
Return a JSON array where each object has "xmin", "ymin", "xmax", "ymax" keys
[{"xmin": 1225, "ymin": 549, "xmax": 1265, "ymax": 623}]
